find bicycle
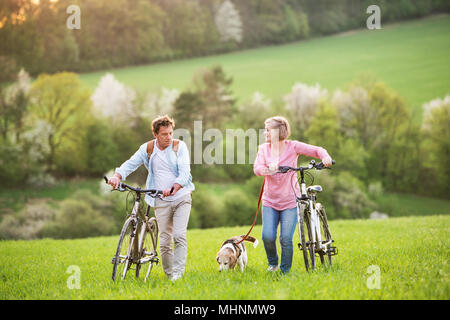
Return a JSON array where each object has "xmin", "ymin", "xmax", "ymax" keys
[
  {"xmin": 279, "ymin": 160, "xmax": 338, "ymax": 271},
  {"xmin": 103, "ymin": 176, "xmax": 163, "ymax": 281}
]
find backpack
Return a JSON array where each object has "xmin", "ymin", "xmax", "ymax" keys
[{"xmin": 147, "ymin": 139, "xmax": 180, "ymax": 160}]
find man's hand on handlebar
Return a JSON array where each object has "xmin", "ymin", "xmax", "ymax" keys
[
  {"xmin": 162, "ymin": 183, "xmax": 182, "ymax": 197},
  {"xmin": 106, "ymin": 173, "xmax": 122, "ymax": 189}
]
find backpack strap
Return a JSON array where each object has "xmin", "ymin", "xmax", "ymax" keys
[
  {"xmin": 172, "ymin": 139, "xmax": 179, "ymax": 154},
  {"xmin": 147, "ymin": 139, "xmax": 155, "ymax": 160},
  {"xmin": 147, "ymin": 139, "xmax": 180, "ymax": 159}
]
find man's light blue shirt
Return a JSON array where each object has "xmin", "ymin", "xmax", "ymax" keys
[{"xmin": 115, "ymin": 140, "xmax": 195, "ymax": 207}]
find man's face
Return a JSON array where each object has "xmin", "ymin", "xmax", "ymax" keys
[{"xmin": 154, "ymin": 125, "xmax": 173, "ymax": 148}]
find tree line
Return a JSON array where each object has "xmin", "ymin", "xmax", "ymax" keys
[
  {"xmin": 1, "ymin": 0, "xmax": 448, "ymax": 80},
  {"xmin": 1, "ymin": 66, "xmax": 449, "ymax": 238}
]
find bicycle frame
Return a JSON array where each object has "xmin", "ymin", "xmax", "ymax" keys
[
  {"xmin": 124, "ymin": 192, "xmax": 158, "ymax": 264},
  {"xmin": 297, "ymin": 169, "xmax": 330, "ymax": 253}
]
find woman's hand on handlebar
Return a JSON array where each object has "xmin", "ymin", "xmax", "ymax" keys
[{"xmin": 321, "ymin": 156, "xmax": 333, "ymax": 167}]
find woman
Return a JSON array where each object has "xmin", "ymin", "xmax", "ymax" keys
[{"xmin": 253, "ymin": 116, "xmax": 332, "ymax": 274}]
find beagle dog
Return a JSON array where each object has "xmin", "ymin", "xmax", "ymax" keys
[{"xmin": 216, "ymin": 235, "xmax": 258, "ymax": 272}]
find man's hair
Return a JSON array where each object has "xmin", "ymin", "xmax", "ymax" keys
[
  {"xmin": 152, "ymin": 115, "xmax": 175, "ymax": 134},
  {"xmin": 264, "ymin": 116, "xmax": 291, "ymax": 141}
]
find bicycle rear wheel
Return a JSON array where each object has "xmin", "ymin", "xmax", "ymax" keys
[
  {"xmin": 137, "ymin": 217, "xmax": 159, "ymax": 281},
  {"xmin": 318, "ymin": 204, "xmax": 333, "ymax": 266},
  {"xmin": 112, "ymin": 218, "xmax": 134, "ymax": 281},
  {"xmin": 297, "ymin": 203, "xmax": 310, "ymax": 272}
]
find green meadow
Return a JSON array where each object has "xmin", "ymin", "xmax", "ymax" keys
[
  {"xmin": 80, "ymin": 15, "xmax": 450, "ymax": 120},
  {"xmin": 1, "ymin": 215, "xmax": 448, "ymax": 299}
]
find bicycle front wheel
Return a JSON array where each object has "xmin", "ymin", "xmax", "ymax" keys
[
  {"xmin": 304, "ymin": 211, "xmax": 316, "ymax": 271},
  {"xmin": 137, "ymin": 217, "xmax": 159, "ymax": 281},
  {"xmin": 297, "ymin": 203, "xmax": 310, "ymax": 272},
  {"xmin": 112, "ymin": 218, "xmax": 134, "ymax": 281}
]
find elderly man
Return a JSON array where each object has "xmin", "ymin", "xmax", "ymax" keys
[{"xmin": 107, "ymin": 115, "xmax": 194, "ymax": 282}]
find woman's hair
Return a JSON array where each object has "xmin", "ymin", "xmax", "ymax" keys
[
  {"xmin": 152, "ymin": 115, "xmax": 175, "ymax": 134},
  {"xmin": 264, "ymin": 116, "xmax": 291, "ymax": 141}
]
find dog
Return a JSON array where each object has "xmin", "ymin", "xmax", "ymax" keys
[{"xmin": 216, "ymin": 235, "xmax": 258, "ymax": 272}]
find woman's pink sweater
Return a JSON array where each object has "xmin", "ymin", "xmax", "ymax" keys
[{"xmin": 253, "ymin": 140, "xmax": 330, "ymax": 211}]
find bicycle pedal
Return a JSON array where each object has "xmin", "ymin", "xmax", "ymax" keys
[
  {"xmin": 329, "ymin": 246, "xmax": 338, "ymax": 256},
  {"xmin": 152, "ymin": 257, "xmax": 160, "ymax": 264}
]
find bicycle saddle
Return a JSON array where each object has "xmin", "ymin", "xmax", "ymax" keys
[{"xmin": 307, "ymin": 185, "xmax": 323, "ymax": 193}]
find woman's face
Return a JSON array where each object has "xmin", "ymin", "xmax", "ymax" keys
[{"xmin": 264, "ymin": 125, "xmax": 280, "ymax": 143}]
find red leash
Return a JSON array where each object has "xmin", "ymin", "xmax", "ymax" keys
[{"xmin": 235, "ymin": 178, "xmax": 265, "ymax": 245}]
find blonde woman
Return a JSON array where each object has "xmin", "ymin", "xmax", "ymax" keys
[{"xmin": 253, "ymin": 116, "xmax": 332, "ymax": 274}]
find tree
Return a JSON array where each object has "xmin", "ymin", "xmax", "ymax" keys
[
  {"xmin": 91, "ymin": 73, "xmax": 137, "ymax": 126},
  {"xmin": 84, "ymin": 119, "xmax": 120, "ymax": 176},
  {"xmin": 215, "ymin": 0, "xmax": 243, "ymax": 43},
  {"xmin": 332, "ymin": 86, "xmax": 376, "ymax": 149},
  {"xmin": 332, "ymin": 80, "xmax": 415, "ymax": 190},
  {"xmin": 237, "ymin": 91, "xmax": 272, "ymax": 129},
  {"xmin": 283, "ymin": 82, "xmax": 328, "ymax": 139},
  {"xmin": 173, "ymin": 91, "xmax": 205, "ymax": 132},
  {"xmin": 421, "ymin": 95, "xmax": 450, "ymax": 197},
  {"xmin": 192, "ymin": 65, "xmax": 235, "ymax": 129},
  {"xmin": 161, "ymin": 0, "xmax": 219, "ymax": 57},
  {"xmin": 0, "ymin": 69, "xmax": 30, "ymax": 142},
  {"xmin": 305, "ymin": 103, "xmax": 368, "ymax": 179},
  {"xmin": 28, "ymin": 72, "xmax": 92, "ymax": 173}
]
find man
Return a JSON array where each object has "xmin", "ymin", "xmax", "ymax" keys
[{"xmin": 107, "ymin": 115, "xmax": 194, "ymax": 282}]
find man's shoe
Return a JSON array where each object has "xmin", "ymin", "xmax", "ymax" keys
[{"xmin": 170, "ymin": 273, "xmax": 183, "ymax": 282}]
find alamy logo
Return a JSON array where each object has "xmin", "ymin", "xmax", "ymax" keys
[
  {"xmin": 66, "ymin": 5, "xmax": 81, "ymax": 30},
  {"xmin": 366, "ymin": 265, "xmax": 381, "ymax": 289},
  {"xmin": 66, "ymin": 265, "xmax": 81, "ymax": 289},
  {"xmin": 366, "ymin": 5, "xmax": 381, "ymax": 30}
]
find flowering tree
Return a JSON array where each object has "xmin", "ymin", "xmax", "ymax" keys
[
  {"xmin": 215, "ymin": 0, "xmax": 243, "ymax": 43},
  {"xmin": 238, "ymin": 91, "xmax": 272, "ymax": 129},
  {"xmin": 0, "ymin": 69, "xmax": 31, "ymax": 142},
  {"xmin": 283, "ymin": 82, "xmax": 328, "ymax": 138},
  {"xmin": 143, "ymin": 87, "xmax": 180, "ymax": 121},
  {"xmin": 331, "ymin": 86, "xmax": 376, "ymax": 148},
  {"xmin": 91, "ymin": 73, "xmax": 137, "ymax": 126}
]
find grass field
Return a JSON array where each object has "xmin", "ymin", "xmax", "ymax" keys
[
  {"xmin": 79, "ymin": 15, "xmax": 450, "ymax": 121},
  {"xmin": 0, "ymin": 215, "xmax": 448, "ymax": 300}
]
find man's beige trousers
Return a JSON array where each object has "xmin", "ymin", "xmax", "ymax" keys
[{"xmin": 154, "ymin": 193, "xmax": 192, "ymax": 278}]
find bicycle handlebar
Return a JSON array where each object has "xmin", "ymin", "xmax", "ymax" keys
[
  {"xmin": 103, "ymin": 176, "xmax": 164, "ymax": 198},
  {"xmin": 278, "ymin": 159, "xmax": 336, "ymax": 173}
]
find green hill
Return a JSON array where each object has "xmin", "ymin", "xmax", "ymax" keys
[
  {"xmin": 1, "ymin": 215, "xmax": 448, "ymax": 299},
  {"xmin": 80, "ymin": 15, "xmax": 450, "ymax": 121}
]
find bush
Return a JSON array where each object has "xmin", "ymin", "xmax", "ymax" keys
[
  {"xmin": 0, "ymin": 200, "xmax": 56, "ymax": 240},
  {"xmin": 84, "ymin": 120, "xmax": 120, "ymax": 176},
  {"xmin": 190, "ymin": 185, "xmax": 226, "ymax": 229},
  {"xmin": 0, "ymin": 143, "xmax": 27, "ymax": 186},
  {"xmin": 244, "ymin": 175, "xmax": 265, "ymax": 204},
  {"xmin": 43, "ymin": 190, "xmax": 116, "ymax": 238},
  {"xmin": 314, "ymin": 170, "xmax": 375, "ymax": 219},
  {"xmin": 191, "ymin": 164, "xmax": 232, "ymax": 183},
  {"xmin": 223, "ymin": 188, "xmax": 255, "ymax": 227}
]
